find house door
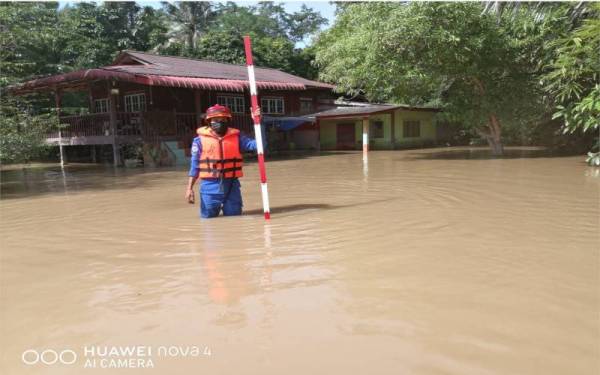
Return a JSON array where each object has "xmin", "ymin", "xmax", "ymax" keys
[{"xmin": 336, "ymin": 123, "xmax": 356, "ymax": 150}]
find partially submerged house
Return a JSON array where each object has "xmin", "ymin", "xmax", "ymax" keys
[
  {"xmin": 263, "ymin": 102, "xmax": 440, "ymax": 152},
  {"xmin": 11, "ymin": 51, "xmax": 441, "ymax": 165},
  {"xmin": 309, "ymin": 102, "xmax": 439, "ymax": 151}
]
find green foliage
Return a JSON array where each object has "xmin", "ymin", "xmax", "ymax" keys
[
  {"xmin": 194, "ymin": 30, "xmax": 246, "ymax": 64},
  {"xmin": 2, "ymin": 1, "xmax": 324, "ymax": 85},
  {"xmin": 0, "ymin": 2, "xmax": 63, "ymax": 86},
  {"xmin": 1, "ymin": 2, "xmax": 171, "ymax": 83},
  {"xmin": 209, "ymin": 2, "xmax": 326, "ymax": 43},
  {"xmin": 0, "ymin": 3, "xmax": 61, "ymax": 163},
  {"xmin": 586, "ymin": 151, "xmax": 600, "ymax": 166},
  {"xmin": 156, "ymin": 2, "xmax": 327, "ymax": 77},
  {"xmin": 289, "ymin": 45, "xmax": 319, "ymax": 80},
  {"xmin": 181, "ymin": 1, "xmax": 326, "ymax": 76},
  {"xmin": 543, "ymin": 4, "xmax": 600, "ymax": 133},
  {"xmin": 0, "ymin": 96, "xmax": 58, "ymax": 163},
  {"xmin": 161, "ymin": 1, "xmax": 216, "ymax": 53},
  {"xmin": 64, "ymin": 2, "xmax": 169, "ymax": 67}
]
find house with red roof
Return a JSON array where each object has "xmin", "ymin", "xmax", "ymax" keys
[{"xmin": 12, "ymin": 50, "xmax": 337, "ymax": 165}]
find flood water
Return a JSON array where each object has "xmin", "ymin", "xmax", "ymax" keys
[{"xmin": 1, "ymin": 147, "xmax": 599, "ymax": 374}]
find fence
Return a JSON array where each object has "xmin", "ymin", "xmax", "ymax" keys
[{"xmin": 53, "ymin": 113, "xmax": 110, "ymax": 138}]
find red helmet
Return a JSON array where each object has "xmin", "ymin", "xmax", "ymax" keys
[{"xmin": 205, "ymin": 104, "xmax": 232, "ymax": 120}]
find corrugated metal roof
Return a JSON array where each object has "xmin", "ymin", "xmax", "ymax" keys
[
  {"xmin": 115, "ymin": 51, "xmax": 333, "ymax": 89},
  {"xmin": 262, "ymin": 103, "xmax": 438, "ymax": 130},
  {"xmin": 308, "ymin": 104, "xmax": 401, "ymax": 118},
  {"xmin": 301, "ymin": 103, "xmax": 440, "ymax": 119},
  {"xmin": 11, "ymin": 50, "xmax": 335, "ymax": 93}
]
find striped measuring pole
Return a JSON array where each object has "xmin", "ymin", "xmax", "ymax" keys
[{"xmin": 244, "ymin": 35, "xmax": 271, "ymax": 220}]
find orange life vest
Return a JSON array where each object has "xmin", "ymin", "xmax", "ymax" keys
[{"xmin": 197, "ymin": 127, "xmax": 244, "ymax": 179}]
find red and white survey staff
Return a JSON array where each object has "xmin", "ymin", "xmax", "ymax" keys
[{"xmin": 244, "ymin": 35, "xmax": 271, "ymax": 220}]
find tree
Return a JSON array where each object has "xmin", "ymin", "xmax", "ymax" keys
[
  {"xmin": 315, "ymin": 2, "xmax": 547, "ymax": 155},
  {"xmin": 0, "ymin": 2, "xmax": 62, "ymax": 162},
  {"xmin": 483, "ymin": 1, "xmax": 599, "ymax": 134},
  {"xmin": 0, "ymin": 96, "xmax": 58, "ymax": 164},
  {"xmin": 161, "ymin": 1, "xmax": 216, "ymax": 53},
  {"xmin": 488, "ymin": 2, "xmax": 599, "ymax": 155},
  {"xmin": 0, "ymin": 2, "xmax": 64, "ymax": 85},
  {"xmin": 290, "ymin": 45, "xmax": 319, "ymax": 80},
  {"xmin": 542, "ymin": 3, "xmax": 600, "ymax": 135},
  {"xmin": 186, "ymin": 2, "xmax": 326, "ymax": 76},
  {"xmin": 194, "ymin": 30, "xmax": 246, "ymax": 64}
]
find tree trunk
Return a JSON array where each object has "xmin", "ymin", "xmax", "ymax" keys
[
  {"xmin": 187, "ymin": 30, "xmax": 194, "ymax": 52},
  {"xmin": 486, "ymin": 114, "xmax": 504, "ymax": 156},
  {"xmin": 476, "ymin": 115, "xmax": 504, "ymax": 156},
  {"xmin": 486, "ymin": 133, "xmax": 504, "ymax": 156},
  {"xmin": 469, "ymin": 78, "xmax": 505, "ymax": 156},
  {"xmin": 188, "ymin": 17, "xmax": 197, "ymax": 52}
]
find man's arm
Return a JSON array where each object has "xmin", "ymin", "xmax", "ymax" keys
[
  {"xmin": 239, "ymin": 126, "xmax": 267, "ymax": 153},
  {"xmin": 185, "ymin": 138, "xmax": 201, "ymax": 202},
  {"xmin": 187, "ymin": 175, "xmax": 198, "ymax": 191},
  {"xmin": 238, "ymin": 106, "xmax": 265, "ymax": 153},
  {"xmin": 239, "ymin": 133, "xmax": 258, "ymax": 152}
]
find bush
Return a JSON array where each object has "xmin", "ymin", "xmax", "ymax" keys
[{"xmin": 0, "ymin": 96, "xmax": 57, "ymax": 164}]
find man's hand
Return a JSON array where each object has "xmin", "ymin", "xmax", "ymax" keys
[{"xmin": 185, "ymin": 188, "xmax": 195, "ymax": 204}]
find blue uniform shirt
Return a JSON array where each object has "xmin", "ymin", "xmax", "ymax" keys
[{"xmin": 188, "ymin": 131, "xmax": 258, "ymax": 194}]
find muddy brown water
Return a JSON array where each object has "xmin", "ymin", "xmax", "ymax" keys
[{"xmin": 1, "ymin": 147, "xmax": 598, "ymax": 374}]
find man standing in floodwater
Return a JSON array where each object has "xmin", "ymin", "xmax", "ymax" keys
[{"xmin": 185, "ymin": 104, "xmax": 261, "ymax": 218}]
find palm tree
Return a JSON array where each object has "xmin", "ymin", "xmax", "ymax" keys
[{"xmin": 161, "ymin": 1, "xmax": 216, "ymax": 53}]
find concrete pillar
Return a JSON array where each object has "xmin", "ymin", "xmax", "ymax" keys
[
  {"xmin": 316, "ymin": 118, "xmax": 321, "ymax": 152},
  {"xmin": 362, "ymin": 116, "xmax": 369, "ymax": 156},
  {"xmin": 390, "ymin": 110, "xmax": 396, "ymax": 150}
]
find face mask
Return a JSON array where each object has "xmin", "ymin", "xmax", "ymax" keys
[{"xmin": 210, "ymin": 121, "xmax": 228, "ymax": 136}]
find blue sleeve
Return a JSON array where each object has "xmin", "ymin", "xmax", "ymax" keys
[
  {"xmin": 239, "ymin": 133, "xmax": 257, "ymax": 152},
  {"xmin": 188, "ymin": 137, "xmax": 201, "ymax": 177},
  {"xmin": 239, "ymin": 128, "xmax": 267, "ymax": 152}
]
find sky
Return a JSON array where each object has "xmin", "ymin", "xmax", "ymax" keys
[{"xmin": 58, "ymin": 1, "xmax": 338, "ymax": 47}]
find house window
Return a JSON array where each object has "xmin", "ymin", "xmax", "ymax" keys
[
  {"xmin": 217, "ymin": 95, "xmax": 245, "ymax": 114},
  {"xmin": 94, "ymin": 98, "xmax": 109, "ymax": 113},
  {"xmin": 403, "ymin": 120, "xmax": 421, "ymax": 138},
  {"xmin": 124, "ymin": 93, "xmax": 146, "ymax": 113},
  {"xmin": 370, "ymin": 120, "xmax": 384, "ymax": 138},
  {"xmin": 300, "ymin": 98, "xmax": 313, "ymax": 113},
  {"xmin": 261, "ymin": 97, "xmax": 284, "ymax": 114}
]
